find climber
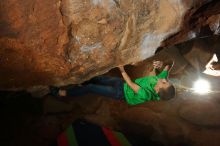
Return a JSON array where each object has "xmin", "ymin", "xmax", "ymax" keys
[{"xmin": 50, "ymin": 61, "xmax": 175, "ymax": 105}]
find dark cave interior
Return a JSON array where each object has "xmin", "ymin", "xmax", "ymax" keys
[{"xmin": 1, "ymin": 0, "xmax": 220, "ymax": 146}]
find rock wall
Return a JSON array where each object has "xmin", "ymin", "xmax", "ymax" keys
[{"xmin": 0, "ymin": 0, "xmax": 218, "ymax": 89}]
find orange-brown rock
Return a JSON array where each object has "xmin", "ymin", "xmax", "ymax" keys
[
  {"xmin": 0, "ymin": 0, "xmax": 70, "ymax": 89},
  {"xmin": 0, "ymin": 0, "xmax": 219, "ymax": 89}
]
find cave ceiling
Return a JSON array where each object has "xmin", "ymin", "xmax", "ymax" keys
[{"xmin": 0, "ymin": 0, "xmax": 220, "ymax": 89}]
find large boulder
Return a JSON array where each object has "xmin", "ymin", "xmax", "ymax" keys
[{"xmin": 0, "ymin": 0, "xmax": 218, "ymax": 89}]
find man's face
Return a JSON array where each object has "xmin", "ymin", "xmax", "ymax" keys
[{"xmin": 157, "ymin": 79, "xmax": 170, "ymax": 89}]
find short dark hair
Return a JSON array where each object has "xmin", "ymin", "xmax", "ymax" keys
[{"xmin": 158, "ymin": 84, "xmax": 176, "ymax": 100}]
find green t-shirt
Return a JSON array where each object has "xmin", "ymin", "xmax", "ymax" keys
[{"xmin": 123, "ymin": 71, "xmax": 168, "ymax": 105}]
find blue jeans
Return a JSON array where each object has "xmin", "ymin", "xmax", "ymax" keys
[{"xmin": 66, "ymin": 76, "xmax": 125, "ymax": 100}]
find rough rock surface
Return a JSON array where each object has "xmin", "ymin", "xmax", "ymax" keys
[
  {"xmin": 1, "ymin": 0, "xmax": 219, "ymax": 89},
  {"xmin": 162, "ymin": 0, "xmax": 220, "ymax": 47}
]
